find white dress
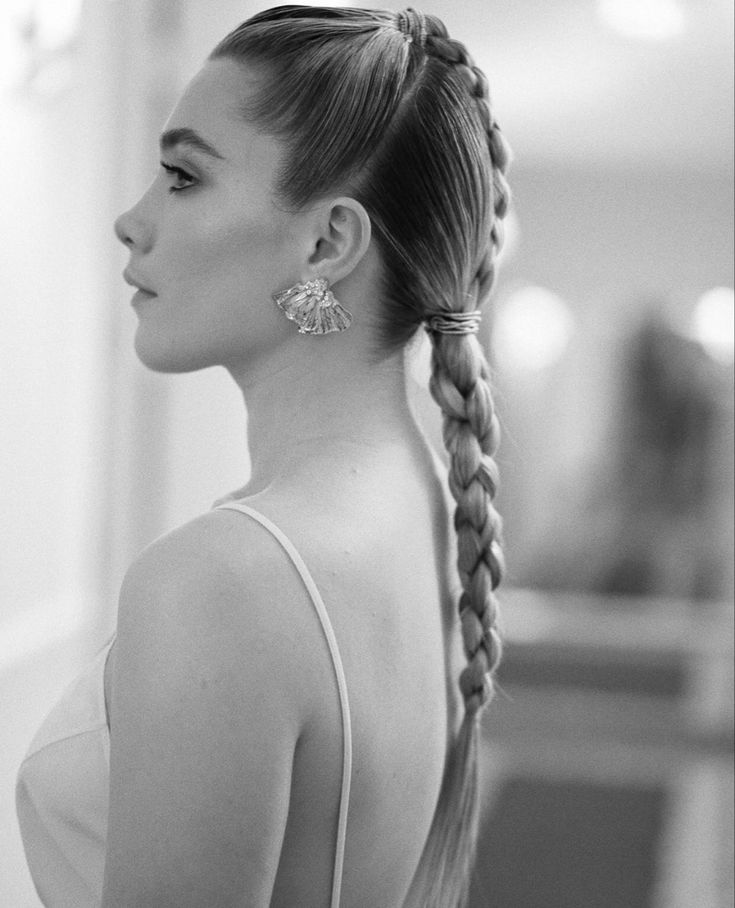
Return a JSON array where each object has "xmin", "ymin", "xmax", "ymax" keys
[{"xmin": 16, "ymin": 503, "xmax": 353, "ymax": 908}]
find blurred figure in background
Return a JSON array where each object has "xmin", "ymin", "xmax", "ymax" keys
[
  {"xmin": 527, "ymin": 307, "xmax": 733, "ymax": 603},
  {"xmin": 600, "ymin": 313, "xmax": 731, "ymax": 601}
]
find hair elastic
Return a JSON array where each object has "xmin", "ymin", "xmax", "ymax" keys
[{"xmin": 424, "ymin": 310, "xmax": 482, "ymax": 336}]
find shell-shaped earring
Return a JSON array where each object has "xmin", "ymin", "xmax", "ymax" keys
[{"xmin": 272, "ymin": 277, "xmax": 352, "ymax": 335}]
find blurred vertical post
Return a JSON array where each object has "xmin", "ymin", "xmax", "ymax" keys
[{"xmin": 82, "ymin": 0, "xmax": 187, "ymax": 634}]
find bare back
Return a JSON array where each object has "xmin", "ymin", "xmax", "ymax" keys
[{"xmin": 104, "ymin": 435, "xmax": 463, "ymax": 907}]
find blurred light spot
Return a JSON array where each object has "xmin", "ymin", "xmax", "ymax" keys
[
  {"xmin": 597, "ymin": 0, "xmax": 685, "ymax": 41},
  {"xmin": 32, "ymin": 0, "xmax": 83, "ymax": 51},
  {"xmin": 689, "ymin": 286, "xmax": 735, "ymax": 364},
  {"xmin": 493, "ymin": 285, "xmax": 575, "ymax": 372}
]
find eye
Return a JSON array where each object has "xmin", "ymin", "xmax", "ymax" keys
[{"xmin": 159, "ymin": 160, "xmax": 196, "ymax": 192}]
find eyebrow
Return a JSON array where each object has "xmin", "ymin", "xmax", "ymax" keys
[{"xmin": 159, "ymin": 127, "xmax": 225, "ymax": 160}]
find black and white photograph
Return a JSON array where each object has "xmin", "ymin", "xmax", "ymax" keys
[{"xmin": 1, "ymin": 1, "xmax": 733, "ymax": 906}]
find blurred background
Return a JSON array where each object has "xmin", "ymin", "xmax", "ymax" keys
[{"xmin": 1, "ymin": 0, "xmax": 732, "ymax": 905}]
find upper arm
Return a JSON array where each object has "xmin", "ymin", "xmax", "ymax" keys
[{"xmin": 102, "ymin": 514, "xmax": 313, "ymax": 907}]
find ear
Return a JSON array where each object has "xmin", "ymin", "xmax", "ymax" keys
[{"xmin": 305, "ymin": 197, "xmax": 372, "ymax": 284}]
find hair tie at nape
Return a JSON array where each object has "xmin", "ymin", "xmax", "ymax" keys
[
  {"xmin": 424, "ymin": 310, "xmax": 482, "ymax": 336},
  {"xmin": 396, "ymin": 9, "xmax": 427, "ymax": 48}
]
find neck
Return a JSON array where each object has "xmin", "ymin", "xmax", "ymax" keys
[{"xmin": 228, "ymin": 333, "xmax": 415, "ymax": 497}]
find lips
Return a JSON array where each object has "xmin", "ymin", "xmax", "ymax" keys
[{"xmin": 123, "ymin": 269, "xmax": 157, "ymax": 296}]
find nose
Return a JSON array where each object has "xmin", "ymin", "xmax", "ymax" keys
[{"xmin": 114, "ymin": 202, "xmax": 153, "ymax": 253}]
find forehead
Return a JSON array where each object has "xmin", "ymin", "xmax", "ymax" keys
[{"xmin": 165, "ymin": 58, "xmax": 280, "ymax": 170}]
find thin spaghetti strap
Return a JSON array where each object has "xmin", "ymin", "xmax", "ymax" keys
[{"xmin": 215, "ymin": 501, "xmax": 352, "ymax": 908}]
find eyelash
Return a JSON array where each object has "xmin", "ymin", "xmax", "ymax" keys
[{"xmin": 159, "ymin": 160, "xmax": 196, "ymax": 192}]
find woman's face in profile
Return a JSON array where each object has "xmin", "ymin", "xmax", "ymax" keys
[{"xmin": 115, "ymin": 59, "xmax": 307, "ymax": 374}]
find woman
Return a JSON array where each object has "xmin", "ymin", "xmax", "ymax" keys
[{"xmin": 17, "ymin": 6, "xmax": 510, "ymax": 906}]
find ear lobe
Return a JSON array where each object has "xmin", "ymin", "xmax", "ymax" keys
[{"xmin": 307, "ymin": 197, "xmax": 372, "ymax": 283}]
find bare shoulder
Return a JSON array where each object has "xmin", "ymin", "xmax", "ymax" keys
[
  {"xmin": 104, "ymin": 507, "xmax": 321, "ymax": 904},
  {"xmin": 114, "ymin": 506, "xmax": 328, "ymax": 730}
]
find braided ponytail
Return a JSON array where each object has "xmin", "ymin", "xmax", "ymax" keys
[
  {"xmin": 402, "ymin": 27, "xmax": 511, "ymax": 907},
  {"xmin": 211, "ymin": 9, "xmax": 511, "ymax": 905}
]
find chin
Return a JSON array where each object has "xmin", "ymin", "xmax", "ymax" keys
[{"xmin": 133, "ymin": 331, "xmax": 217, "ymax": 374}]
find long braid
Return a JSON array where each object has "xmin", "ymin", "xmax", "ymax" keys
[
  {"xmin": 403, "ymin": 16, "xmax": 512, "ymax": 908},
  {"xmin": 426, "ymin": 23, "xmax": 510, "ymax": 718}
]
